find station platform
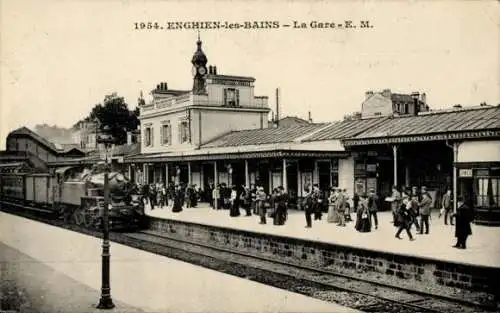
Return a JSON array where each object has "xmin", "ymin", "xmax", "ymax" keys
[
  {"xmin": 145, "ymin": 203, "xmax": 500, "ymax": 268},
  {"xmin": 0, "ymin": 211, "xmax": 359, "ymax": 313}
]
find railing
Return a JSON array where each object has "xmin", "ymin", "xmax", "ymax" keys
[
  {"xmin": 190, "ymin": 99, "xmax": 269, "ymax": 108},
  {"xmin": 141, "ymin": 98, "xmax": 269, "ymax": 113}
]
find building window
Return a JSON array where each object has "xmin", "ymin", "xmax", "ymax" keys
[
  {"xmin": 179, "ymin": 120, "xmax": 189, "ymax": 143},
  {"xmin": 397, "ymin": 103, "xmax": 408, "ymax": 114},
  {"xmin": 144, "ymin": 126, "xmax": 153, "ymax": 147},
  {"xmin": 224, "ymin": 88, "xmax": 240, "ymax": 107},
  {"xmin": 161, "ymin": 123, "xmax": 171, "ymax": 145},
  {"xmin": 475, "ymin": 175, "xmax": 500, "ymax": 207}
]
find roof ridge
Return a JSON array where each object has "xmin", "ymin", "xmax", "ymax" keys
[
  {"xmin": 199, "ymin": 129, "xmax": 238, "ymax": 147},
  {"xmin": 293, "ymin": 122, "xmax": 337, "ymax": 143}
]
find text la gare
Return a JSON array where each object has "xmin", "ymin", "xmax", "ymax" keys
[{"xmin": 293, "ymin": 20, "xmax": 373, "ymax": 29}]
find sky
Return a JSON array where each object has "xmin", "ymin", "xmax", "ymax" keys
[{"xmin": 1, "ymin": 0, "xmax": 499, "ymax": 150}]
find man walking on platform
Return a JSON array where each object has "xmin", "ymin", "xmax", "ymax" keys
[
  {"xmin": 419, "ymin": 186, "xmax": 432, "ymax": 234},
  {"xmin": 391, "ymin": 186, "xmax": 402, "ymax": 225},
  {"xmin": 395, "ymin": 195, "xmax": 415, "ymax": 241},
  {"xmin": 409, "ymin": 186, "xmax": 421, "ymax": 232}
]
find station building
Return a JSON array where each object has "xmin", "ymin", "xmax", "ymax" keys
[
  {"xmin": 0, "ymin": 127, "xmax": 86, "ymax": 174},
  {"xmin": 123, "ymin": 38, "xmax": 383, "ymax": 200},
  {"xmin": 123, "ymin": 38, "xmax": 500, "ymax": 225}
]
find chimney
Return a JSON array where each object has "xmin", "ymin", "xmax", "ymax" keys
[
  {"xmin": 420, "ymin": 93, "xmax": 427, "ymax": 112},
  {"xmin": 420, "ymin": 92, "xmax": 426, "ymax": 105},
  {"xmin": 127, "ymin": 131, "xmax": 132, "ymax": 145},
  {"xmin": 209, "ymin": 65, "xmax": 213, "ymax": 74},
  {"xmin": 213, "ymin": 66, "xmax": 217, "ymax": 75},
  {"xmin": 156, "ymin": 84, "xmax": 160, "ymax": 90},
  {"xmin": 308, "ymin": 111, "xmax": 312, "ymax": 123},
  {"xmin": 365, "ymin": 90, "xmax": 374, "ymax": 100}
]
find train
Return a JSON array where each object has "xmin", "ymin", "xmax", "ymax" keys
[{"xmin": 0, "ymin": 165, "xmax": 146, "ymax": 231}]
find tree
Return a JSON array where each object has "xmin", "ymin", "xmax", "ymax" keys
[{"xmin": 76, "ymin": 93, "xmax": 140, "ymax": 145}]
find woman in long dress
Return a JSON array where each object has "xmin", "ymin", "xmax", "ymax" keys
[
  {"xmin": 230, "ymin": 186, "xmax": 241, "ymax": 217},
  {"xmin": 327, "ymin": 188, "xmax": 340, "ymax": 223},
  {"xmin": 355, "ymin": 195, "xmax": 371, "ymax": 232},
  {"xmin": 172, "ymin": 186, "xmax": 183, "ymax": 213}
]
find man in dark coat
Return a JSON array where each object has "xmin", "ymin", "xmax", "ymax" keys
[
  {"xmin": 419, "ymin": 186, "xmax": 432, "ymax": 234},
  {"xmin": 395, "ymin": 196, "xmax": 415, "ymax": 241},
  {"xmin": 367, "ymin": 188, "xmax": 378, "ymax": 229},
  {"xmin": 273, "ymin": 186, "xmax": 288, "ymax": 226},
  {"xmin": 453, "ymin": 197, "xmax": 473, "ymax": 249},
  {"xmin": 312, "ymin": 184, "xmax": 323, "ymax": 220},
  {"xmin": 304, "ymin": 186, "xmax": 314, "ymax": 228}
]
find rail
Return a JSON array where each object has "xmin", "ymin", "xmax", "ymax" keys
[{"xmin": 0, "ymin": 200, "xmax": 497, "ymax": 313}]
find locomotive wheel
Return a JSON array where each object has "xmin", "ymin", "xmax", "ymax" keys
[
  {"xmin": 73, "ymin": 211, "xmax": 85, "ymax": 226},
  {"xmin": 82, "ymin": 211, "xmax": 92, "ymax": 228}
]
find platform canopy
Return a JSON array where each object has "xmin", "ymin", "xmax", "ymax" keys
[{"xmin": 342, "ymin": 106, "xmax": 500, "ymax": 146}]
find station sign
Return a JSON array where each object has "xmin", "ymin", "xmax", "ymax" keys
[{"xmin": 459, "ymin": 169, "xmax": 473, "ymax": 177}]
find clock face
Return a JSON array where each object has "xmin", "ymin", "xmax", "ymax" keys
[{"xmin": 198, "ymin": 66, "xmax": 207, "ymax": 75}]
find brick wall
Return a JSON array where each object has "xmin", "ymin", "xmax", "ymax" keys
[{"xmin": 148, "ymin": 217, "xmax": 499, "ymax": 303}]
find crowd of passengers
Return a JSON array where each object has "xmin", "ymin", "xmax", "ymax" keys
[{"xmin": 134, "ymin": 182, "xmax": 474, "ymax": 250}]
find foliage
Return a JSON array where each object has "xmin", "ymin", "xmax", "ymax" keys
[{"xmin": 76, "ymin": 93, "xmax": 140, "ymax": 145}]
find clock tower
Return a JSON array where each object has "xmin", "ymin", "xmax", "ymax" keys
[{"xmin": 191, "ymin": 34, "xmax": 208, "ymax": 94}]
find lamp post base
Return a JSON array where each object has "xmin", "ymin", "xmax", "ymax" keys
[{"xmin": 97, "ymin": 296, "xmax": 115, "ymax": 309}]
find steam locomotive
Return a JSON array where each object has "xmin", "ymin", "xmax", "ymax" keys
[{"xmin": 0, "ymin": 165, "xmax": 146, "ymax": 231}]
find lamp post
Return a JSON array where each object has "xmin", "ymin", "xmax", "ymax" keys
[
  {"xmin": 96, "ymin": 125, "xmax": 115, "ymax": 310},
  {"xmin": 227, "ymin": 164, "xmax": 233, "ymax": 186}
]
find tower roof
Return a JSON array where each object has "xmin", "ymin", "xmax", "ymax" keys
[{"xmin": 191, "ymin": 35, "xmax": 207, "ymax": 65}]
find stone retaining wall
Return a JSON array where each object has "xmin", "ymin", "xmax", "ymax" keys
[{"xmin": 148, "ymin": 217, "xmax": 499, "ymax": 304}]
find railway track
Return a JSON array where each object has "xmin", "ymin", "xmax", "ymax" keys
[{"xmin": 1, "ymin": 201, "xmax": 497, "ymax": 313}]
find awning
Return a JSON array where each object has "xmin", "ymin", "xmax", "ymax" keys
[
  {"xmin": 55, "ymin": 166, "xmax": 76, "ymax": 175},
  {"xmin": 0, "ymin": 162, "xmax": 30, "ymax": 173}
]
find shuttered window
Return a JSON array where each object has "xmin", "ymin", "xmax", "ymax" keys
[
  {"xmin": 161, "ymin": 123, "xmax": 171, "ymax": 145},
  {"xmin": 179, "ymin": 120, "xmax": 189, "ymax": 143},
  {"xmin": 144, "ymin": 126, "xmax": 154, "ymax": 147},
  {"xmin": 223, "ymin": 88, "xmax": 240, "ymax": 107}
]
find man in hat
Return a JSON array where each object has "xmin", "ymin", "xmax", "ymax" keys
[
  {"xmin": 312, "ymin": 184, "xmax": 323, "ymax": 220},
  {"xmin": 395, "ymin": 194, "xmax": 415, "ymax": 241},
  {"xmin": 256, "ymin": 185, "xmax": 267, "ymax": 224},
  {"xmin": 336, "ymin": 188, "xmax": 347, "ymax": 227},
  {"xmin": 419, "ymin": 186, "xmax": 432, "ymax": 234},
  {"xmin": 367, "ymin": 188, "xmax": 378, "ymax": 229},
  {"xmin": 390, "ymin": 186, "xmax": 402, "ymax": 225}
]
